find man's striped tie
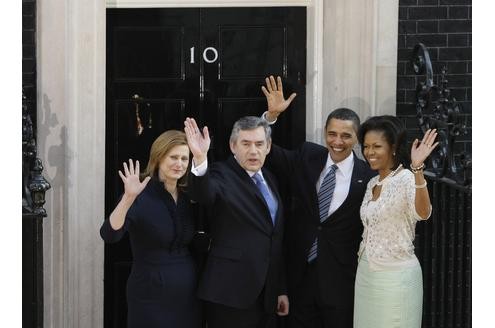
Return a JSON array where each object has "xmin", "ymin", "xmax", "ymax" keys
[{"xmin": 307, "ymin": 164, "xmax": 338, "ymax": 262}]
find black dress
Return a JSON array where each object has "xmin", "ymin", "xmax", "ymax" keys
[{"xmin": 100, "ymin": 178, "xmax": 202, "ymax": 328}]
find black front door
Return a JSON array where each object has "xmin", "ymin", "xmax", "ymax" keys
[{"xmin": 105, "ymin": 7, "xmax": 306, "ymax": 327}]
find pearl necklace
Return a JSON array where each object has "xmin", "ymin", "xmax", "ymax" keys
[{"xmin": 375, "ymin": 164, "xmax": 403, "ymax": 186}]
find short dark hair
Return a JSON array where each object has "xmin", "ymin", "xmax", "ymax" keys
[
  {"xmin": 230, "ymin": 116, "xmax": 272, "ymax": 143},
  {"xmin": 358, "ymin": 115, "xmax": 410, "ymax": 169},
  {"xmin": 325, "ymin": 108, "xmax": 360, "ymax": 133}
]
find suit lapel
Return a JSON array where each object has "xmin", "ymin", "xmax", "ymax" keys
[
  {"xmin": 307, "ymin": 149, "xmax": 329, "ymax": 220},
  {"xmin": 227, "ymin": 156, "xmax": 274, "ymax": 231},
  {"xmin": 309, "ymin": 149, "xmax": 328, "ymax": 186},
  {"xmin": 327, "ymin": 154, "xmax": 368, "ymax": 220}
]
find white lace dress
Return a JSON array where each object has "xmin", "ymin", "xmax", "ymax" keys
[{"xmin": 353, "ymin": 169, "xmax": 430, "ymax": 328}]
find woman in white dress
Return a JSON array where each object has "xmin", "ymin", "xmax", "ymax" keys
[{"xmin": 353, "ymin": 115, "xmax": 438, "ymax": 328}]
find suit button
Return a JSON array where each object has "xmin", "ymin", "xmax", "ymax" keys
[{"xmin": 317, "ymin": 226, "xmax": 322, "ymax": 231}]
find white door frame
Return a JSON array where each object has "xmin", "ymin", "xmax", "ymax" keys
[{"xmin": 39, "ymin": 1, "xmax": 397, "ymax": 326}]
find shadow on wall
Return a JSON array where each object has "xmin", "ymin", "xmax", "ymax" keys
[
  {"xmin": 37, "ymin": 92, "xmax": 72, "ymax": 326},
  {"xmin": 339, "ymin": 97, "xmax": 372, "ymax": 161},
  {"xmin": 340, "ymin": 96, "xmax": 371, "ymax": 122},
  {"xmin": 38, "ymin": 93, "xmax": 72, "ymax": 191}
]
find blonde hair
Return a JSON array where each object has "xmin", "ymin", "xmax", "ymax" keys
[{"xmin": 142, "ymin": 130, "xmax": 190, "ymax": 189}]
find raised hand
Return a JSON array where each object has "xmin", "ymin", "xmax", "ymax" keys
[
  {"xmin": 184, "ymin": 117, "xmax": 211, "ymax": 165},
  {"xmin": 261, "ymin": 75, "xmax": 297, "ymax": 122},
  {"xmin": 118, "ymin": 159, "xmax": 151, "ymax": 199},
  {"xmin": 411, "ymin": 129, "xmax": 439, "ymax": 168}
]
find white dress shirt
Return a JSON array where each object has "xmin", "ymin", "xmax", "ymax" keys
[{"xmin": 317, "ymin": 152, "xmax": 354, "ymax": 217}]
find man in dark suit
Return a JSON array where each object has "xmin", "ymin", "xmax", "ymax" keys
[
  {"xmin": 260, "ymin": 76, "xmax": 376, "ymax": 328},
  {"xmin": 184, "ymin": 116, "xmax": 289, "ymax": 328}
]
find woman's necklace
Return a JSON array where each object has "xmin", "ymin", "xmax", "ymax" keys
[{"xmin": 376, "ymin": 164, "xmax": 403, "ymax": 186}]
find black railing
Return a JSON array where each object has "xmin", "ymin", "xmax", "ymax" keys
[
  {"xmin": 411, "ymin": 43, "xmax": 472, "ymax": 328},
  {"xmin": 22, "ymin": 90, "xmax": 50, "ymax": 328},
  {"xmin": 417, "ymin": 174, "xmax": 471, "ymax": 328},
  {"xmin": 411, "ymin": 43, "xmax": 471, "ymax": 186}
]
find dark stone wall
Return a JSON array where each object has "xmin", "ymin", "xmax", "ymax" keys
[
  {"xmin": 397, "ymin": 5, "xmax": 472, "ymax": 328},
  {"xmin": 397, "ymin": 0, "xmax": 471, "ymax": 155},
  {"xmin": 23, "ymin": 0, "xmax": 37, "ymax": 130}
]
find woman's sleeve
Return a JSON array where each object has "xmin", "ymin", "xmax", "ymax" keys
[
  {"xmin": 99, "ymin": 196, "xmax": 138, "ymax": 243},
  {"xmin": 405, "ymin": 172, "xmax": 432, "ymax": 221}
]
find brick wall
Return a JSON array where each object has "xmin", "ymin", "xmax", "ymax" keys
[
  {"xmin": 22, "ymin": 0, "xmax": 37, "ymax": 130},
  {"xmin": 396, "ymin": 0, "xmax": 471, "ymax": 156}
]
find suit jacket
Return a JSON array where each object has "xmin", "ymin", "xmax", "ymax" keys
[
  {"xmin": 267, "ymin": 142, "xmax": 375, "ymax": 307},
  {"xmin": 188, "ymin": 156, "xmax": 286, "ymax": 312}
]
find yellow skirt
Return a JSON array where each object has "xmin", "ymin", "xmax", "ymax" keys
[{"xmin": 353, "ymin": 253, "xmax": 423, "ymax": 328}]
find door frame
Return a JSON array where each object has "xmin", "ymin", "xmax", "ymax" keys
[{"xmin": 39, "ymin": 0, "xmax": 398, "ymax": 326}]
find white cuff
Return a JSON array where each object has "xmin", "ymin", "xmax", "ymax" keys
[
  {"xmin": 191, "ymin": 159, "xmax": 208, "ymax": 176},
  {"xmin": 261, "ymin": 111, "xmax": 277, "ymax": 125}
]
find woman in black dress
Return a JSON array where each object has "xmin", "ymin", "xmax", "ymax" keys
[{"xmin": 100, "ymin": 130, "xmax": 202, "ymax": 328}]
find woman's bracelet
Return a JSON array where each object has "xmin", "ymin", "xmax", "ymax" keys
[
  {"xmin": 415, "ymin": 181, "xmax": 427, "ymax": 189},
  {"xmin": 410, "ymin": 163, "xmax": 425, "ymax": 174}
]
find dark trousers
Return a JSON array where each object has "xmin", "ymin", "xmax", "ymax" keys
[
  {"xmin": 287, "ymin": 261, "xmax": 353, "ymax": 328},
  {"xmin": 205, "ymin": 293, "xmax": 276, "ymax": 328}
]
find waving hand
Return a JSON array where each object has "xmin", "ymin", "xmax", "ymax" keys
[
  {"xmin": 118, "ymin": 159, "xmax": 151, "ymax": 199},
  {"xmin": 108, "ymin": 159, "xmax": 150, "ymax": 230},
  {"xmin": 411, "ymin": 129, "xmax": 439, "ymax": 168},
  {"xmin": 184, "ymin": 117, "xmax": 211, "ymax": 166},
  {"xmin": 261, "ymin": 75, "xmax": 297, "ymax": 122}
]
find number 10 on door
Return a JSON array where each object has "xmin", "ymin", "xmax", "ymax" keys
[{"xmin": 190, "ymin": 47, "xmax": 219, "ymax": 64}]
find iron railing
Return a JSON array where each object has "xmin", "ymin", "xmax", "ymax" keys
[
  {"xmin": 417, "ymin": 175, "xmax": 471, "ymax": 328},
  {"xmin": 22, "ymin": 90, "xmax": 50, "ymax": 328},
  {"xmin": 411, "ymin": 43, "xmax": 472, "ymax": 328}
]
